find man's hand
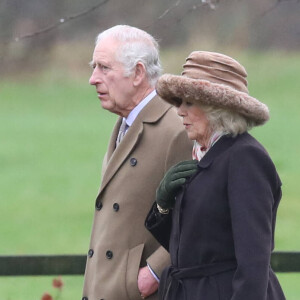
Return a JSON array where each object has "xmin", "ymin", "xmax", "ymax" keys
[
  {"xmin": 138, "ymin": 266, "xmax": 159, "ymax": 298},
  {"xmin": 156, "ymin": 160, "xmax": 198, "ymax": 210}
]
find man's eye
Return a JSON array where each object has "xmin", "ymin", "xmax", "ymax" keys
[
  {"xmin": 90, "ymin": 62, "xmax": 110, "ymax": 71},
  {"xmin": 99, "ymin": 64, "xmax": 110, "ymax": 71}
]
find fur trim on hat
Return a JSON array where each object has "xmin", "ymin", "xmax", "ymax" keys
[{"xmin": 156, "ymin": 74, "xmax": 269, "ymax": 126}]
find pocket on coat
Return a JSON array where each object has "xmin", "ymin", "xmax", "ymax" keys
[{"xmin": 126, "ymin": 243, "xmax": 145, "ymax": 300}]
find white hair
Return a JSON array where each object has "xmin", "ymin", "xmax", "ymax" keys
[
  {"xmin": 201, "ymin": 104, "xmax": 256, "ymax": 137},
  {"xmin": 96, "ymin": 25, "xmax": 162, "ymax": 87}
]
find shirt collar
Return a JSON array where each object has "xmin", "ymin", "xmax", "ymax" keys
[{"xmin": 125, "ymin": 90, "xmax": 156, "ymax": 127}]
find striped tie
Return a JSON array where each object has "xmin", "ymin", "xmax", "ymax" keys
[{"xmin": 116, "ymin": 118, "xmax": 127, "ymax": 147}]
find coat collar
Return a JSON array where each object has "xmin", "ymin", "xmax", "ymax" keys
[
  {"xmin": 99, "ymin": 96, "xmax": 172, "ymax": 195},
  {"xmin": 197, "ymin": 133, "xmax": 242, "ymax": 169}
]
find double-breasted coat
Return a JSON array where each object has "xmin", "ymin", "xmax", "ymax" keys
[
  {"xmin": 146, "ymin": 132, "xmax": 286, "ymax": 300},
  {"xmin": 82, "ymin": 96, "xmax": 193, "ymax": 300}
]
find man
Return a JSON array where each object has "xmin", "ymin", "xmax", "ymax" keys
[{"xmin": 82, "ymin": 25, "xmax": 192, "ymax": 300}]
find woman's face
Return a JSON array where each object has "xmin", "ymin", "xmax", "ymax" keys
[{"xmin": 177, "ymin": 100, "xmax": 211, "ymax": 146}]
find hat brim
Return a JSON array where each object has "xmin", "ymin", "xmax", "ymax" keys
[{"xmin": 156, "ymin": 74, "xmax": 269, "ymax": 126}]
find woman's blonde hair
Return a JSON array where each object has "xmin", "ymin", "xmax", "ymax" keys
[{"xmin": 201, "ymin": 104, "xmax": 256, "ymax": 137}]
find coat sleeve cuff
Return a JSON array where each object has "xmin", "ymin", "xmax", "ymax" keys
[{"xmin": 146, "ymin": 246, "xmax": 171, "ymax": 279}]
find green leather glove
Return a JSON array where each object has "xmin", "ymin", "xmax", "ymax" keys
[{"xmin": 156, "ymin": 160, "xmax": 199, "ymax": 210}]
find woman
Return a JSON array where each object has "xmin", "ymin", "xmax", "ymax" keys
[{"xmin": 145, "ymin": 51, "xmax": 285, "ymax": 300}]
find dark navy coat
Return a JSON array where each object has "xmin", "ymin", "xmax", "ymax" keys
[{"xmin": 146, "ymin": 133, "xmax": 285, "ymax": 300}]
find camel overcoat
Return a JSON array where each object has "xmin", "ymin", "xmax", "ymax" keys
[
  {"xmin": 146, "ymin": 133, "xmax": 286, "ymax": 300},
  {"xmin": 82, "ymin": 96, "xmax": 193, "ymax": 300}
]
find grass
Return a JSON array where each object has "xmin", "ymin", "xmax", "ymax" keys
[{"xmin": 0, "ymin": 50, "xmax": 299, "ymax": 299}]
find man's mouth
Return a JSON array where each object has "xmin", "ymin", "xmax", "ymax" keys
[{"xmin": 97, "ymin": 92, "xmax": 107, "ymax": 98}]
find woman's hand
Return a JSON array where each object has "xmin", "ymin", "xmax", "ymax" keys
[{"xmin": 156, "ymin": 160, "xmax": 198, "ymax": 210}]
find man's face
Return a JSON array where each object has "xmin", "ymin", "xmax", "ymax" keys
[{"xmin": 89, "ymin": 37, "xmax": 136, "ymax": 117}]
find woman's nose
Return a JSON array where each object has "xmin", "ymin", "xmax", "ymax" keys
[{"xmin": 177, "ymin": 104, "xmax": 186, "ymax": 116}]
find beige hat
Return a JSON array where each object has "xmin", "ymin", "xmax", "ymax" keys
[{"xmin": 156, "ymin": 51, "xmax": 269, "ymax": 126}]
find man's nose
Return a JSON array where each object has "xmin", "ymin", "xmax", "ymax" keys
[{"xmin": 89, "ymin": 68, "xmax": 101, "ymax": 85}]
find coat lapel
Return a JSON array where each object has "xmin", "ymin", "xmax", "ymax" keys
[
  {"xmin": 197, "ymin": 134, "xmax": 238, "ymax": 169},
  {"xmin": 99, "ymin": 96, "xmax": 171, "ymax": 195},
  {"xmin": 106, "ymin": 117, "xmax": 122, "ymax": 162}
]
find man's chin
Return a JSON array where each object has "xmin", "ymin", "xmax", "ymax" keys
[
  {"xmin": 99, "ymin": 99, "xmax": 110, "ymax": 108},
  {"xmin": 100, "ymin": 102, "xmax": 117, "ymax": 114}
]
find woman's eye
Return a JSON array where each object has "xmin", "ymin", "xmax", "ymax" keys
[{"xmin": 186, "ymin": 101, "xmax": 193, "ymax": 106}]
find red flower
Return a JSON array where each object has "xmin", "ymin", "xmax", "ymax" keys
[
  {"xmin": 41, "ymin": 292, "xmax": 53, "ymax": 300},
  {"xmin": 52, "ymin": 277, "xmax": 64, "ymax": 289}
]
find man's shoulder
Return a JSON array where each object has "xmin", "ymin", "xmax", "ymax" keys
[
  {"xmin": 147, "ymin": 95, "xmax": 172, "ymax": 115},
  {"xmin": 140, "ymin": 95, "xmax": 182, "ymax": 127},
  {"xmin": 153, "ymin": 97, "xmax": 181, "ymax": 121},
  {"xmin": 162, "ymin": 106, "xmax": 184, "ymax": 128}
]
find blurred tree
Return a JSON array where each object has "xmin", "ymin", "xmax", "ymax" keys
[
  {"xmin": 0, "ymin": 0, "xmax": 299, "ymax": 76},
  {"xmin": 0, "ymin": 0, "xmax": 64, "ymax": 74}
]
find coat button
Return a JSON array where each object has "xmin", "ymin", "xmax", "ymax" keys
[
  {"xmin": 106, "ymin": 250, "xmax": 113, "ymax": 259},
  {"xmin": 88, "ymin": 249, "xmax": 94, "ymax": 257},
  {"xmin": 130, "ymin": 158, "xmax": 137, "ymax": 166},
  {"xmin": 95, "ymin": 201, "xmax": 103, "ymax": 211},
  {"xmin": 113, "ymin": 203, "xmax": 119, "ymax": 212}
]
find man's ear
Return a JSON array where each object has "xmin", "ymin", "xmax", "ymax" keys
[{"xmin": 133, "ymin": 62, "xmax": 146, "ymax": 86}]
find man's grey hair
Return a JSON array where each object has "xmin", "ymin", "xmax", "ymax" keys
[
  {"xmin": 96, "ymin": 25, "xmax": 162, "ymax": 87},
  {"xmin": 201, "ymin": 104, "xmax": 256, "ymax": 136}
]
